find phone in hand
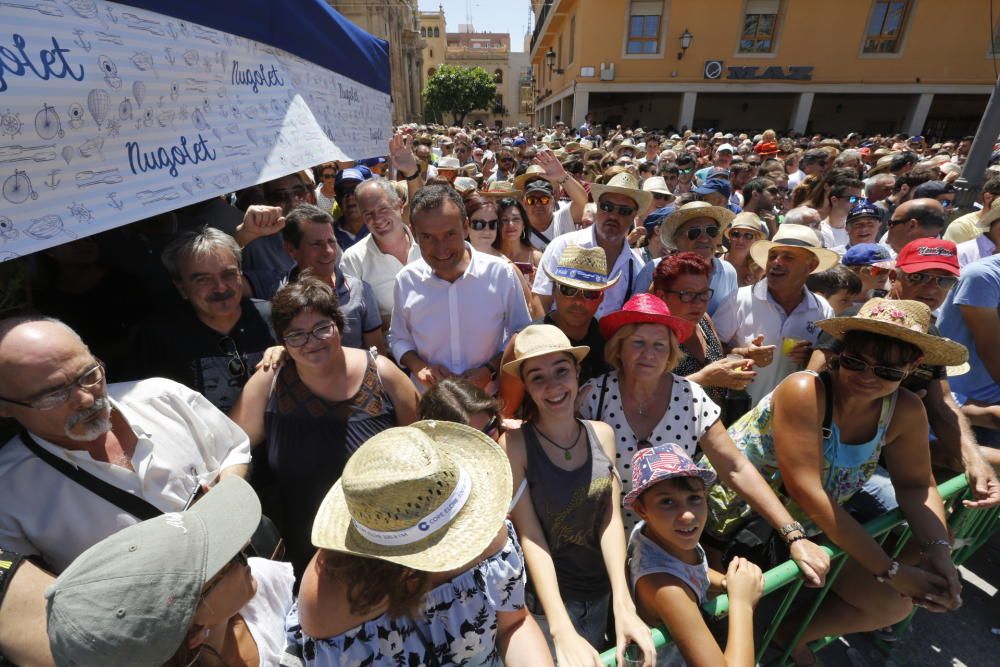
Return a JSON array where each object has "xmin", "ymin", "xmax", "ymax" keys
[{"xmin": 514, "ymin": 261, "xmax": 533, "ymax": 275}]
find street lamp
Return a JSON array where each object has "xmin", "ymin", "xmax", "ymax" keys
[
  {"xmin": 545, "ymin": 46, "xmax": 564, "ymax": 75},
  {"xmin": 677, "ymin": 29, "xmax": 693, "ymax": 60}
]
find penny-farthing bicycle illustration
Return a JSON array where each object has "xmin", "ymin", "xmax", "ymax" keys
[
  {"xmin": 35, "ymin": 103, "xmax": 65, "ymax": 140},
  {"xmin": 3, "ymin": 169, "xmax": 40, "ymax": 204}
]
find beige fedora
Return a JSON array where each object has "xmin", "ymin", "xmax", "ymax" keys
[
  {"xmin": 479, "ymin": 180, "xmax": 523, "ymax": 199},
  {"xmin": 589, "ymin": 171, "xmax": 652, "ymax": 213},
  {"xmin": 749, "ymin": 223, "xmax": 840, "ymax": 273},
  {"xmin": 311, "ymin": 421, "xmax": 511, "ymax": 572},
  {"xmin": 513, "ymin": 164, "xmax": 551, "ymax": 192},
  {"xmin": 543, "ymin": 244, "xmax": 621, "ymax": 292},
  {"xmin": 659, "ymin": 201, "xmax": 735, "ymax": 249},
  {"xmin": 614, "ymin": 140, "xmax": 640, "ymax": 157},
  {"xmin": 725, "ymin": 211, "xmax": 768, "ymax": 239},
  {"xmin": 642, "ymin": 176, "xmax": 674, "ymax": 201},
  {"xmin": 501, "ymin": 324, "xmax": 589, "ymax": 377}
]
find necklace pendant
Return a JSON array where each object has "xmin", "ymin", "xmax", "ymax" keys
[{"xmin": 564, "ymin": 450, "xmax": 572, "ymax": 461}]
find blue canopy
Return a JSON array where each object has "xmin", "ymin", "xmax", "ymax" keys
[{"xmin": 120, "ymin": 0, "xmax": 391, "ymax": 95}]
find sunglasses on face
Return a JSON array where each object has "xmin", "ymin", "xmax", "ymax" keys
[
  {"xmin": 321, "ymin": 173, "xmax": 336, "ymax": 180},
  {"xmin": 729, "ymin": 231, "xmax": 758, "ymax": 241},
  {"xmin": 525, "ymin": 195, "xmax": 552, "ymax": 206},
  {"xmin": 847, "ymin": 195, "xmax": 867, "ymax": 205},
  {"xmin": 663, "ymin": 288, "xmax": 714, "ymax": 303},
  {"xmin": 838, "ymin": 352, "xmax": 907, "ymax": 382},
  {"xmin": 684, "ymin": 225, "xmax": 721, "ymax": 241},
  {"xmin": 598, "ymin": 200, "xmax": 637, "ymax": 217},
  {"xmin": 679, "ymin": 168, "xmax": 694, "ymax": 174},
  {"xmin": 899, "ymin": 271, "xmax": 958, "ymax": 289},
  {"xmin": 470, "ymin": 218, "xmax": 499, "ymax": 231},
  {"xmin": 766, "ymin": 187, "xmax": 780, "ymax": 195},
  {"xmin": 558, "ymin": 284, "xmax": 602, "ymax": 300},
  {"xmin": 853, "ymin": 265, "xmax": 891, "ymax": 279},
  {"xmin": 652, "ymin": 193, "xmax": 672, "ymax": 201}
]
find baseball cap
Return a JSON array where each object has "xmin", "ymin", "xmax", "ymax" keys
[
  {"xmin": 846, "ymin": 202, "xmax": 881, "ymax": 225},
  {"xmin": 336, "ymin": 167, "xmax": 368, "ymax": 187},
  {"xmin": 524, "ymin": 179, "xmax": 554, "ymax": 195},
  {"xmin": 513, "ymin": 137, "xmax": 527, "ymax": 147},
  {"xmin": 911, "ymin": 180, "xmax": 955, "ymax": 200},
  {"xmin": 692, "ymin": 177, "xmax": 731, "ymax": 198},
  {"xmin": 895, "ymin": 238, "xmax": 960, "ymax": 276},
  {"xmin": 842, "ymin": 243, "xmax": 894, "ymax": 267},
  {"xmin": 643, "ymin": 205, "xmax": 677, "ymax": 233},
  {"xmin": 717, "ymin": 143, "xmax": 735, "ymax": 153},
  {"xmin": 45, "ymin": 477, "xmax": 262, "ymax": 667},
  {"xmin": 622, "ymin": 443, "xmax": 717, "ymax": 510}
]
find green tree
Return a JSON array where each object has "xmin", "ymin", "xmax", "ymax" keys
[{"xmin": 423, "ymin": 65, "xmax": 497, "ymax": 126}]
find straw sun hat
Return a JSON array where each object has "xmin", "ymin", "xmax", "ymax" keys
[
  {"xmin": 659, "ymin": 201, "xmax": 735, "ymax": 249},
  {"xmin": 543, "ymin": 245, "xmax": 621, "ymax": 291},
  {"xmin": 749, "ymin": 223, "xmax": 840, "ymax": 273},
  {"xmin": 311, "ymin": 421, "xmax": 512, "ymax": 572},
  {"xmin": 589, "ymin": 172, "xmax": 653, "ymax": 213},
  {"xmin": 817, "ymin": 298, "xmax": 968, "ymax": 367},
  {"xmin": 502, "ymin": 324, "xmax": 589, "ymax": 377}
]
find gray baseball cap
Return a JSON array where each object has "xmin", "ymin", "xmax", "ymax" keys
[{"xmin": 45, "ymin": 476, "xmax": 262, "ymax": 667}]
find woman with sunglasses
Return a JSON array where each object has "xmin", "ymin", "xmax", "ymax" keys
[
  {"xmin": 721, "ymin": 212, "xmax": 767, "ymax": 288},
  {"xmin": 313, "ymin": 163, "xmax": 339, "ymax": 215},
  {"xmin": 708, "ymin": 299, "xmax": 965, "ymax": 665},
  {"xmin": 502, "ymin": 325, "xmax": 655, "ymax": 667},
  {"xmin": 229, "ymin": 276, "xmax": 419, "ymax": 579},
  {"xmin": 419, "ymin": 377, "xmax": 503, "ymax": 442}
]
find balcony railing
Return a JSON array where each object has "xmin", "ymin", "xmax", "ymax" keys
[{"xmin": 530, "ymin": 0, "xmax": 553, "ymax": 54}]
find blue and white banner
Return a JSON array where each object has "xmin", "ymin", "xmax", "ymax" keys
[{"xmin": 0, "ymin": 0, "xmax": 391, "ymax": 261}]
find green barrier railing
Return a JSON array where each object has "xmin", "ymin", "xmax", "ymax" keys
[{"xmin": 600, "ymin": 473, "xmax": 1000, "ymax": 666}]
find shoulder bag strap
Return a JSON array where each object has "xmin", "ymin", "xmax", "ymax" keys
[
  {"xmin": 595, "ymin": 373, "xmax": 611, "ymax": 420},
  {"xmin": 19, "ymin": 430, "xmax": 163, "ymax": 521},
  {"xmin": 529, "ymin": 225, "xmax": 551, "ymax": 247},
  {"xmin": 818, "ymin": 371, "xmax": 834, "ymax": 439}
]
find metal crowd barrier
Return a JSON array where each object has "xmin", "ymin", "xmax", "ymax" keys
[{"xmin": 599, "ymin": 473, "xmax": 1000, "ymax": 666}]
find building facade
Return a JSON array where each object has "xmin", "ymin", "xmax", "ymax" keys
[
  {"xmin": 326, "ymin": 0, "xmax": 423, "ymax": 126},
  {"xmin": 420, "ymin": 8, "xmax": 533, "ymax": 127},
  {"xmin": 529, "ymin": 0, "xmax": 995, "ymax": 137}
]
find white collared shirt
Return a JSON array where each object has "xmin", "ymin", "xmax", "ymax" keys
[
  {"xmin": 0, "ymin": 378, "xmax": 251, "ymax": 573},
  {"xmin": 712, "ymin": 279, "xmax": 834, "ymax": 404},
  {"xmin": 390, "ymin": 244, "xmax": 532, "ymax": 389},
  {"xmin": 340, "ymin": 228, "xmax": 422, "ymax": 319},
  {"xmin": 531, "ymin": 225, "xmax": 645, "ymax": 319}
]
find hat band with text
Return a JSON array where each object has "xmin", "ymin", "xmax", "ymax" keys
[{"xmin": 351, "ymin": 468, "xmax": 472, "ymax": 547}]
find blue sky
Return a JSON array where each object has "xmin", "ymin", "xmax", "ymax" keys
[{"xmin": 418, "ymin": 0, "xmax": 533, "ymax": 51}]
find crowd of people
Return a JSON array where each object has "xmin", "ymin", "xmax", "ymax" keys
[{"xmin": 1, "ymin": 120, "xmax": 999, "ymax": 667}]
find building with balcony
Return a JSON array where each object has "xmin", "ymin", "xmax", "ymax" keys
[{"xmin": 529, "ymin": 0, "xmax": 994, "ymax": 138}]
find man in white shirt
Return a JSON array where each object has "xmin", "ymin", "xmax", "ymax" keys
[
  {"xmin": 818, "ymin": 178, "xmax": 863, "ymax": 249},
  {"xmin": 390, "ymin": 185, "xmax": 532, "ymax": 393},
  {"xmin": 0, "ymin": 317, "xmax": 251, "ymax": 573},
  {"xmin": 514, "ymin": 149, "xmax": 588, "ymax": 250},
  {"xmin": 713, "ymin": 225, "xmax": 838, "ymax": 404},
  {"xmin": 533, "ymin": 172, "xmax": 649, "ymax": 319},
  {"xmin": 345, "ymin": 178, "xmax": 422, "ymax": 327}
]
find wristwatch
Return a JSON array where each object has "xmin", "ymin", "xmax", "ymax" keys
[{"xmin": 778, "ymin": 521, "xmax": 805, "ymax": 540}]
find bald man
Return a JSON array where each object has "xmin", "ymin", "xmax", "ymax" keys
[
  {"xmin": 0, "ymin": 317, "xmax": 250, "ymax": 572},
  {"xmin": 884, "ymin": 197, "xmax": 947, "ymax": 256}
]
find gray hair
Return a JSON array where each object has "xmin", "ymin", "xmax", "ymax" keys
[
  {"xmin": 864, "ymin": 173, "xmax": 896, "ymax": 197},
  {"xmin": 161, "ymin": 226, "xmax": 242, "ymax": 281},
  {"xmin": 783, "ymin": 206, "xmax": 822, "ymax": 229},
  {"xmin": 356, "ymin": 177, "xmax": 402, "ymax": 207}
]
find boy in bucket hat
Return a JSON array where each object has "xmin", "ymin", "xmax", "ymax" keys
[{"xmin": 626, "ymin": 444, "xmax": 765, "ymax": 667}]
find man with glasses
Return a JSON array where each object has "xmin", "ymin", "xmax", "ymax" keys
[
  {"xmin": 486, "ymin": 148, "xmax": 518, "ymax": 186},
  {"xmin": 884, "ymin": 198, "xmax": 946, "ymax": 257},
  {"xmin": 818, "ymin": 178, "xmax": 864, "ymax": 249},
  {"xmin": 673, "ymin": 154, "xmax": 697, "ymax": 195},
  {"xmin": 0, "ymin": 317, "xmax": 251, "ymax": 573},
  {"xmin": 533, "ymin": 172, "xmax": 649, "ymax": 319},
  {"xmin": 515, "ymin": 149, "xmax": 588, "ymax": 250},
  {"xmin": 128, "ymin": 227, "xmax": 276, "ymax": 412}
]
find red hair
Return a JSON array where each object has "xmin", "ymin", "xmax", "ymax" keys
[
  {"xmin": 653, "ymin": 252, "xmax": 712, "ymax": 293},
  {"xmin": 464, "ymin": 195, "xmax": 496, "ymax": 220}
]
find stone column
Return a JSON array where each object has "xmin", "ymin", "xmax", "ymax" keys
[
  {"xmin": 904, "ymin": 93, "xmax": 935, "ymax": 137},
  {"xmin": 790, "ymin": 92, "xmax": 814, "ymax": 134},
  {"xmin": 678, "ymin": 92, "xmax": 697, "ymax": 132}
]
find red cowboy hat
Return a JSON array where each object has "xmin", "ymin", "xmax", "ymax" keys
[{"xmin": 599, "ymin": 293, "xmax": 695, "ymax": 343}]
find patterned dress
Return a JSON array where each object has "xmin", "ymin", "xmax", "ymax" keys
[
  {"xmin": 672, "ymin": 317, "xmax": 726, "ymax": 407},
  {"xmin": 283, "ymin": 522, "xmax": 526, "ymax": 667}
]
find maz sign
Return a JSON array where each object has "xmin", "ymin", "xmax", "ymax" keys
[{"xmin": 704, "ymin": 61, "xmax": 813, "ymax": 81}]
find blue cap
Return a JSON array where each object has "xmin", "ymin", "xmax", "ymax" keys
[
  {"xmin": 358, "ymin": 157, "xmax": 386, "ymax": 168},
  {"xmin": 643, "ymin": 205, "xmax": 677, "ymax": 233},
  {"xmin": 513, "ymin": 137, "xmax": 527, "ymax": 147},
  {"xmin": 842, "ymin": 243, "xmax": 893, "ymax": 266},
  {"xmin": 846, "ymin": 202, "xmax": 880, "ymax": 224},
  {"xmin": 336, "ymin": 167, "xmax": 367, "ymax": 185},
  {"xmin": 693, "ymin": 177, "xmax": 731, "ymax": 198}
]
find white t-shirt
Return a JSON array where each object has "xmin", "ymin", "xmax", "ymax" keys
[
  {"xmin": 528, "ymin": 201, "xmax": 577, "ymax": 250},
  {"xmin": 243, "ymin": 558, "xmax": 296, "ymax": 666},
  {"xmin": 820, "ymin": 221, "xmax": 849, "ymax": 249}
]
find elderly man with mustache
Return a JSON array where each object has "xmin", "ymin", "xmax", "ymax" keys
[{"xmin": 0, "ymin": 316, "xmax": 251, "ymax": 574}]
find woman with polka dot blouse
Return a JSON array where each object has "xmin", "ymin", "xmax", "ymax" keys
[{"xmin": 578, "ymin": 295, "xmax": 831, "ymax": 587}]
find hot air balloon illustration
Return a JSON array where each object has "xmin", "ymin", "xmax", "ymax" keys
[
  {"xmin": 61, "ymin": 146, "xmax": 74, "ymax": 165},
  {"xmin": 118, "ymin": 98, "xmax": 133, "ymax": 120},
  {"xmin": 87, "ymin": 89, "xmax": 110, "ymax": 130},
  {"xmin": 133, "ymin": 80, "xmax": 146, "ymax": 109}
]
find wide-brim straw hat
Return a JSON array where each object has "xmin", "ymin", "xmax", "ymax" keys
[
  {"xmin": 502, "ymin": 324, "xmax": 590, "ymax": 377},
  {"xmin": 816, "ymin": 298, "xmax": 968, "ymax": 367},
  {"xmin": 585, "ymin": 148, "xmax": 608, "ymax": 162},
  {"xmin": 614, "ymin": 140, "xmax": 640, "ymax": 156},
  {"xmin": 725, "ymin": 211, "xmax": 768, "ymax": 239},
  {"xmin": 453, "ymin": 177, "xmax": 478, "ymax": 196},
  {"xmin": 642, "ymin": 176, "xmax": 674, "ymax": 199},
  {"xmin": 437, "ymin": 157, "xmax": 477, "ymax": 174},
  {"xmin": 660, "ymin": 201, "xmax": 735, "ymax": 249},
  {"xmin": 599, "ymin": 293, "xmax": 695, "ymax": 344},
  {"xmin": 589, "ymin": 172, "xmax": 652, "ymax": 212},
  {"xmin": 311, "ymin": 421, "xmax": 512, "ymax": 572},
  {"xmin": 543, "ymin": 244, "xmax": 621, "ymax": 291},
  {"xmin": 479, "ymin": 180, "xmax": 522, "ymax": 199},
  {"xmin": 749, "ymin": 223, "xmax": 840, "ymax": 273},
  {"xmin": 513, "ymin": 164, "xmax": 550, "ymax": 191}
]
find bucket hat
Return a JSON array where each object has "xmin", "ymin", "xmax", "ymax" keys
[
  {"xmin": 599, "ymin": 293, "xmax": 695, "ymax": 343},
  {"xmin": 623, "ymin": 444, "xmax": 717, "ymax": 510},
  {"xmin": 749, "ymin": 223, "xmax": 840, "ymax": 273},
  {"xmin": 543, "ymin": 245, "xmax": 621, "ymax": 291},
  {"xmin": 311, "ymin": 421, "xmax": 512, "ymax": 572},
  {"xmin": 502, "ymin": 324, "xmax": 590, "ymax": 377}
]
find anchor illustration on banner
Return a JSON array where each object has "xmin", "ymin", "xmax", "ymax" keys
[
  {"xmin": 106, "ymin": 192, "xmax": 124, "ymax": 211},
  {"xmin": 45, "ymin": 170, "xmax": 61, "ymax": 189},
  {"xmin": 72, "ymin": 30, "xmax": 92, "ymax": 52}
]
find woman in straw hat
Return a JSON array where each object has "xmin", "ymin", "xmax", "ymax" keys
[
  {"xmin": 580, "ymin": 294, "xmax": 830, "ymax": 585},
  {"xmin": 706, "ymin": 299, "xmax": 965, "ymax": 665},
  {"xmin": 500, "ymin": 325, "xmax": 655, "ymax": 667},
  {"xmin": 721, "ymin": 212, "xmax": 768, "ymax": 288},
  {"xmin": 287, "ymin": 422, "xmax": 553, "ymax": 667}
]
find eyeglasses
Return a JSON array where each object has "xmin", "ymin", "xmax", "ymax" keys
[
  {"xmin": 838, "ymin": 353, "xmax": 908, "ymax": 382},
  {"xmin": 525, "ymin": 195, "xmax": 552, "ymax": 206},
  {"xmin": 898, "ymin": 271, "xmax": 958, "ymax": 289},
  {"xmin": 558, "ymin": 284, "xmax": 603, "ymax": 300},
  {"xmin": 851, "ymin": 265, "xmax": 891, "ymax": 279},
  {"xmin": 470, "ymin": 218, "xmax": 499, "ymax": 231},
  {"xmin": 663, "ymin": 288, "xmax": 714, "ymax": 303},
  {"xmin": 598, "ymin": 201, "xmax": 637, "ymax": 217},
  {"xmin": 652, "ymin": 193, "xmax": 672, "ymax": 201},
  {"xmin": 218, "ymin": 337, "xmax": 248, "ymax": 378},
  {"xmin": 684, "ymin": 225, "xmax": 721, "ymax": 241},
  {"xmin": 283, "ymin": 321, "xmax": 337, "ymax": 348},
  {"xmin": 766, "ymin": 187, "xmax": 781, "ymax": 196},
  {"xmin": 679, "ymin": 168, "xmax": 694, "ymax": 174},
  {"xmin": 729, "ymin": 231, "xmax": 758, "ymax": 241},
  {"xmin": 0, "ymin": 362, "xmax": 105, "ymax": 410},
  {"xmin": 940, "ymin": 199, "xmax": 953, "ymax": 209},
  {"xmin": 847, "ymin": 195, "xmax": 867, "ymax": 205}
]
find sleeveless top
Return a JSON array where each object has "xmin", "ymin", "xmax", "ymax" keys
[
  {"xmin": 673, "ymin": 317, "xmax": 726, "ymax": 406},
  {"xmin": 708, "ymin": 371, "xmax": 898, "ymax": 537},
  {"xmin": 283, "ymin": 521, "xmax": 526, "ymax": 667},
  {"xmin": 265, "ymin": 351, "xmax": 397, "ymax": 577},
  {"xmin": 522, "ymin": 420, "xmax": 615, "ymax": 601}
]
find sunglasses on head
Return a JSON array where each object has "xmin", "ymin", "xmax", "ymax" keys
[
  {"xmin": 470, "ymin": 218, "xmax": 499, "ymax": 231},
  {"xmin": 684, "ymin": 225, "xmax": 721, "ymax": 241},
  {"xmin": 598, "ymin": 200, "xmax": 637, "ymax": 217},
  {"xmin": 899, "ymin": 271, "xmax": 958, "ymax": 289},
  {"xmin": 663, "ymin": 288, "xmax": 714, "ymax": 303},
  {"xmin": 729, "ymin": 230, "xmax": 757, "ymax": 241},
  {"xmin": 558, "ymin": 284, "xmax": 603, "ymax": 300},
  {"xmin": 525, "ymin": 194, "xmax": 552, "ymax": 206},
  {"xmin": 838, "ymin": 352, "xmax": 908, "ymax": 382}
]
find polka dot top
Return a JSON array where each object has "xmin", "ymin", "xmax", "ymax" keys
[{"xmin": 579, "ymin": 371, "xmax": 721, "ymax": 533}]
